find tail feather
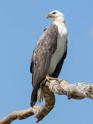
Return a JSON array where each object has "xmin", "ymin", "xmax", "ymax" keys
[{"xmin": 30, "ymin": 83, "xmax": 40, "ymax": 107}]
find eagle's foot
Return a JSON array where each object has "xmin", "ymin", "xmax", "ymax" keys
[
  {"xmin": 46, "ymin": 76, "xmax": 59, "ymax": 82},
  {"xmin": 46, "ymin": 76, "xmax": 51, "ymax": 83}
]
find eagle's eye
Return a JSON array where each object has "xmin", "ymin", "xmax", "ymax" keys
[{"xmin": 52, "ymin": 12, "xmax": 56, "ymax": 14}]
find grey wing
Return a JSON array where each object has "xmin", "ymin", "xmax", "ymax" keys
[
  {"xmin": 30, "ymin": 24, "xmax": 58, "ymax": 106},
  {"xmin": 30, "ymin": 24, "xmax": 58, "ymax": 87}
]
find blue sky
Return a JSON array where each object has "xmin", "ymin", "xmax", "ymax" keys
[{"xmin": 0, "ymin": 0, "xmax": 93, "ymax": 124}]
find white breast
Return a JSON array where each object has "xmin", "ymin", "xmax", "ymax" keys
[{"xmin": 50, "ymin": 21, "xmax": 67, "ymax": 74}]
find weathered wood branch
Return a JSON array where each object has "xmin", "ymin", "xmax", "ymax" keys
[
  {"xmin": 46, "ymin": 78, "xmax": 93, "ymax": 99},
  {"xmin": 0, "ymin": 83, "xmax": 55, "ymax": 124},
  {"xmin": 0, "ymin": 78, "xmax": 93, "ymax": 124}
]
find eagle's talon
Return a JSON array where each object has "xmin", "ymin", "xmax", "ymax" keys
[
  {"xmin": 46, "ymin": 76, "xmax": 58, "ymax": 81},
  {"xmin": 46, "ymin": 76, "xmax": 51, "ymax": 83}
]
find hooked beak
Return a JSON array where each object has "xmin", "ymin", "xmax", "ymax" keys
[{"xmin": 46, "ymin": 13, "xmax": 53, "ymax": 19}]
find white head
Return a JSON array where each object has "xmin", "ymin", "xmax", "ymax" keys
[{"xmin": 46, "ymin": 10, "xmax": 65, "ymax": 23}]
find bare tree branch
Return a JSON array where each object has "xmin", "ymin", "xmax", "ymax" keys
[
  {"xmin": 46, "ymin": 78, "xmax": 93, "ymax": 99},
  {"xmin": 0, "ymin": 83, "xmax": 55, "ymax": 124},
  {"xmin": 0, "ymin": 78, "xmax": 93, "ymax": 124}
]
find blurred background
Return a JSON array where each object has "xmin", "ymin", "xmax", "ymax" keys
[{"xmin": 0, "ymin": 0, "xmax": 93, "ymax": 124}]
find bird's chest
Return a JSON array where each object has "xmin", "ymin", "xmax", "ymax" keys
[{"xmin": 50, "ymin": 24, "xmax": 67, "ymax": 74}]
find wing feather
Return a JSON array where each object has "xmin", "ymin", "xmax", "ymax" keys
[{"xmin": 30, "ymin": 24, "xmax": 58, "ymax": 106}]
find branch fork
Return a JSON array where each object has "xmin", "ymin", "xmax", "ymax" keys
[{"xmin": 0, "ymin": 78, "xmax": 93, "ymax": 124}]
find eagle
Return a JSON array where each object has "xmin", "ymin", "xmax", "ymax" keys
[{"xmin": 30, "ymin": 10, "xmax": 68, "ymax": 106}]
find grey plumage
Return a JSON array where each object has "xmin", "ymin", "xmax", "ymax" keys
[{"xmin": 30, "ymin": 24, "xmax": 58, "ymax": 106}]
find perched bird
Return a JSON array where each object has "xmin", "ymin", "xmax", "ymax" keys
[{"xmin": 30, "ymin": 10, "xmax": 68, "ymax": 106}]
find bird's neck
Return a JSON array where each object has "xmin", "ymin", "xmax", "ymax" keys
[
  {"xmin": 53, "ymin": 20, "xmax": 65, "ymax": 26},
  {"xmin": 53, "ymin": 20, "xmax": 67, "ymax": 35},
  {"xmin": 53, "ymin": 18, "xmax": 66, "ymax": 28},
  {"xmin": 53, "ymin": 17, "xmax": 65, "ymax": 24}
]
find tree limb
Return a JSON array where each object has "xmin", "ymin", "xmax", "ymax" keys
[
  {"xmin": 0, "ymin": 78, "xmax": 93, "ymax": 124},
  {"xmin": 46, "ymin": 78, "xmax": 93, "ymax": 99}
]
